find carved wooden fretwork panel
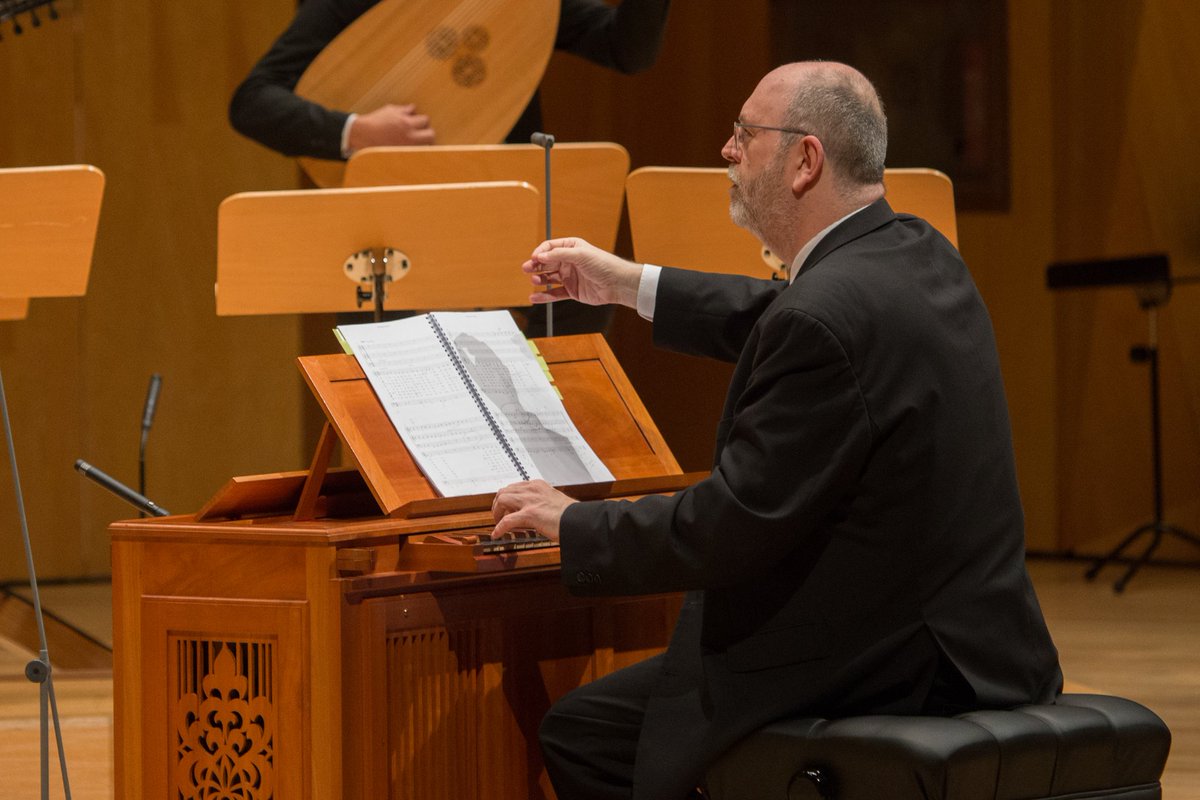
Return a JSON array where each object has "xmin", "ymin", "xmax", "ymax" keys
[{"xmin": 172, "ymin": 639, "xmax": 276, "ymax": 800}]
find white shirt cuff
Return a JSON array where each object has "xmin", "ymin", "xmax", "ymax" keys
[
  {"xmin": 340, "ymin": 113, "xmax": 357, "ymax": 159},
  {"xmin": 636, "ymin": 264, "xmax": 662, "ymax": 321}
]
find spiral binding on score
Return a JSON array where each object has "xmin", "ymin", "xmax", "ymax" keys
[{"xmin": 426, "ymin": 314, "xmax": 530, "ymax": 480}]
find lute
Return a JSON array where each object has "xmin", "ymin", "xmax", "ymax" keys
[
  {"xmin": 294, "ymin": 0, "xmax": 559, "ymax": 187},
  {"xmin": 0, "ymin": 0, "xmax": 59, "ymax": 38}
]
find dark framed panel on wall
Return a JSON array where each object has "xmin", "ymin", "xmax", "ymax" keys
[{"xmin": 771, "ymin": 0, "xmax": 1010, "ymax": 211}]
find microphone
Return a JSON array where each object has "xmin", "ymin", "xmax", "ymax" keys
[
  {"xmin": 75, "ymin": 459, "xmax": 170, "ymax": 517},
  {"xmin": 531, "ymin": 132, "xmax": 556, "ymax": 336},
  {"xmin": 140, "ymin": 373, "xmax": 162, "ymax": 445},
  {"xmin": 138, "ymin": 373, "xmax": 162, "ymax": 515}
]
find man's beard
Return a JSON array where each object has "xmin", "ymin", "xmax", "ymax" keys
[{"xmin": 728, "ymin": 160, "xmax": 788, "ymax": 251}]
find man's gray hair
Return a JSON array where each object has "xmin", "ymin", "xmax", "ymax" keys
[{"xmin": 778, "ymin": 66, "xmax": 887, "ymax": 187}]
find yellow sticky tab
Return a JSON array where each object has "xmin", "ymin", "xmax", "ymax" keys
[
  {"xmin": 333, "ymin": 328, "xmax": 353, "ymax": 354},
  {"xmin": 527, "ymin": 340, "xmax": 562, "ymax": 398}
]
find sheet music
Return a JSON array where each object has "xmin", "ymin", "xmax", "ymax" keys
[{"xmin": 337, "ymin": 311, "xmax": 613, "ymax": 496}]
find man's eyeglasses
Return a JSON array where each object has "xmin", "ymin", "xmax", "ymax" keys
[{"xmin": 732, "ymin": 121, "xmax": 810, "ymax": 155}]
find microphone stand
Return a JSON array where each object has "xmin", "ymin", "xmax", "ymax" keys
[
  {"xmin": 532, "ymin": 132, "xmax": 555, "ymax": 336},
  {"xmin": 1084, "ymin": 276, "xmax": 1200, "ymax": 591},
  {"xmin": 0, "ymin": 365, "xmax": 73, "ymax": 800}
]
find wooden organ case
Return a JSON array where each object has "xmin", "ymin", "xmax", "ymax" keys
[{"xmin": 111, "ymin": 334, "xmax": 695, "ymax": 800}]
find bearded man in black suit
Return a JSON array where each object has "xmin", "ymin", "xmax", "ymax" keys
[{"xmin": 490, "ymin": 61, "xmax": 1063, "ymax": 800}]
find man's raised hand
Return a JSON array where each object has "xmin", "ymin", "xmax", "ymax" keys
[{"xmin": 522, "ymin": 238, "xmax": 643, "ymax": 309}]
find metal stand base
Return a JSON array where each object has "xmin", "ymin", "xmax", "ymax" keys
[
  {"xmin": 1082, "ymin": 303, "xmax": 1200, "ymax": 593},
  {"xmin": 1085, "ymin": 521, "xmax": 1200, "ymax": 593}
]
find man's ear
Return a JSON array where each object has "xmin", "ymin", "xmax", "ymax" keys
[{"xmin": 791, "ymin": 136, "xmax": 824, "ymax": 196}]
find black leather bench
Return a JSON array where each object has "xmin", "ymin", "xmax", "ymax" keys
[{"xmin": 704, "ymin": 694, "xmax": 1171, "ymax": 800}]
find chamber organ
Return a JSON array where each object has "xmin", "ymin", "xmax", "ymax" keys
[{"xmin": 111, "ymin": 334, "xmax": 695, "ymax": 800}]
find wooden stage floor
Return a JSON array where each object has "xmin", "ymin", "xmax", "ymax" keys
[{"xmin": 0, "ymin": 558, "xmax": 1196, "ymax": 799}]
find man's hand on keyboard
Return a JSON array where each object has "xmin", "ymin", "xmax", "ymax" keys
[{"xmin": 490, "ymin": 479, "xmax": 577, "ymax": 542}]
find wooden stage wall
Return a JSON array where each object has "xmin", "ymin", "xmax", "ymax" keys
[
  {"xmin": 2, "ymin": 0, "xmax": 1199, "ymax": 582},
  {"xmin": 0, "ymin": 1, "xmax": 309, "ymax": 581}
]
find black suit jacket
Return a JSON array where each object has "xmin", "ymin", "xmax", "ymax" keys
[
  {"xmin": 559, "ymin": 199, "xmax": 1063, "ymax": 799},
  {"xmin": 229, "ymin": 0, "xmax": 670, "ymax": 159}
]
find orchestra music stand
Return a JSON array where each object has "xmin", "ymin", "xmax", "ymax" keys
[
  {"xmin": 344, "ymin": 143, "xmax": 629, "ymax": 250},
  {"xmin": 625, "ymin": 167, "xmax": 959, "ymax": 277},
  {"xmin": 216, "ymin": 180, "xmax": 541, "ymax": 318},
  {"xmin": 1047, "ymin": 253, "xmax": 1200, "ymax": 592},
  {"xmin": 0, "ymin": 163, "xmax": 105, "ymax": 800},
  {"xmin": 0, "ymin": 298, "xmax": 30, "ymax": 320},
  {"xmin": 345, "ymin": 142, "xmax": 631, "ymax": 335},
  {"xmin": 626, "ymin": 166, "xmax": 783, "ymax": 278}
]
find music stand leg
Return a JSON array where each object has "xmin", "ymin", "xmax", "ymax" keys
[
  {"xmin": 1083, "ymin": 306, "xmax": 1200, "ymax": 591},
  {"xmin": 373, "ymin": 270, "xmax": 386, "ymax": 323},
  {"xmin": 1087, "ymin": 521, "xmax": 1200, "ymax": 593},
  {"xmin": 1114, "ymin": 526, "xmax": 1163, "ymax": 594},
  {"xmin": 1165, "ymin": 524, "xmax": 1200, "ymax": 548},
  {"xmin": 40, "ymin": 664, "xmax": 48, "ymax": 799},
  {"xmin": 1084, "ymin": 522, "xmax": 1154, "ymax": 583},
  {"xmin": 1, "ymin": 366, "xmax": 74, "ymax": 799}
]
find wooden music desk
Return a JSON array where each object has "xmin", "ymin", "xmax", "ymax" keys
[{"xmin": 111, "ymin": 334, "xmax": 696, "ymax": 800}]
